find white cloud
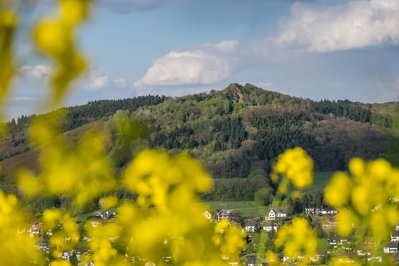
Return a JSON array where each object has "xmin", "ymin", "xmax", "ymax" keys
[
  {"xmin": 114, "ymin": 78, "xmax": 128, "ymax": 88},
  {"xmin": 19, "ymin": 65, "xmax": 51, "ymax": 78},
  {"xmin": 212, "ymin": 40, "xmax": 239, "ymax": 53},
  {"xmin": 83, "ymin": 75, "xmax": 109, "ymax": 90},
  {"xmin": 133, "ymin": 45, "xmax": 236, "ymax": 86},
  {"xmin": 276, "ymin": 0, "xmax": 399, "ymax": 53}
]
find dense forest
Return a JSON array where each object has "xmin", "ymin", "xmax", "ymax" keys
[{"xmin": 1, "ymin": 83, "xmax": 398, "ymax": 208}]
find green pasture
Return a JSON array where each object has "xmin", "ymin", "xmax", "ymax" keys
[
  {"xmin": 299, "ymin": 171, "xmax": 335, "ymax": 193},
  {"xmin": 205, "ymin": 201, "xmax": 270, "ymax": 217},
  {"xmin": 287, "ymin": 171, "xmax": 337, "ymax": 194}
]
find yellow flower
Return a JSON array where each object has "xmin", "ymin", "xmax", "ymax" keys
[
  {"xmin": 60, "ymin": 0, "xmax": 88, "ymax": 26},
  {"xmin": 265, "ymin": 251, "xmax": 281, "ymax": 266},
  {"xmin": 274, "ymin": 218, "xmax": 317, "ymax": 262},
  {"xmin": 336, "ymin": 209, "xmax": 356, "ymax": 236},
  {"xmin": 348, "ymin": 157, "xmax": 365, "ymax": 177},
  {"xmin": 273, "ymin": 147, "xmax": 313, "ymax": 189},
  {"xmin": 324, "ymin": 172, "xmax": 352, "ymax": 207},
  {"xmin": 351, "ymin": 185, "xmax": 369, "ymax": 215},
  {"xmin": 368, "ymin": 158, "xmax": 392, "ymax": 182}
]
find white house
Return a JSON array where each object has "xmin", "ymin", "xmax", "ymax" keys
[
  {"xmin": 263, "ymin": 224, "xmax": 278, "ymax": 232},
  {"xmin": 265, "ymin": 209, "xmax": 286, "ymax": 220},
  {"xmin": 384, "ymin": 242, "xmax": 398, "ymax": 253},
  {"xmin": 320, "ymin": 208, "xmax": 337, "ymax": 215},
  {"xmin": 391, "ymin": 231, "xmax": 399, "ymax": 242},
  {"xmin": 261, "ymin": 220, "xmax": 278, "ymax": 232},
  {"xmin": 61, "ymin": 251, "xmax": 70, "ymax": 261},
  {"xmin": 244, "ymin": 221, "xmax": 258, "ymax": 232}
]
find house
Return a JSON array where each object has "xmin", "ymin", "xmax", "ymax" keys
[
  {"xmin": 265, "ymin": 209, "xmax": 287, "ymax": 220},
  {"xmin": 217, "ymin": 209, "xmax": 231, "ymax": 221},
  {"xmin": 305, "ymin": 208, "xmax": 315, "ymax": 214},
  {"xmin": 61, "ymin": 251, "xmax": 70, "ymax": 261},
  {"xmin": 266, "ymin": 209, "xmax": 276, "ymax": 220},
  {"xmin": 261, "ymin": 220, "xmax": 278, "ymax": 232},
  {"xmin": 327, "ymin": 208, "xmax": 338, "ymax": 214},
  {"xmin": 391, "ymin": 231, "xmax": 399, "ymax": 242},
  {"xmin": 275, "ymin": 209, "xmax": 287, "ymax": 219},
  {"xmin": 244, "ymin": 221, "xmax": 258, "ymax": 232},
  {"xmin": 320, "ymin": 208, "xmax": 337, "ymax": 215},
  {"xmin": 384, "ymin": 242, "xmax": 399, "ymax": 253}
]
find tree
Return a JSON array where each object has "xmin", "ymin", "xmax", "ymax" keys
[
  {"xmin": 293, "ymin": 198, "xmax": 303, "ymax": 214},
  {"xmin": 315, "ymin": 191, "xmax": 324, "ymax": 209},
  {"xmin": 302, "ymin": 194, "xmax": 310, "ymax": 208},
  {"xmin": 286, "ymin": 198, "xmax": 295, "ymax": 215},
  {"xmin": 254, "ymin": 187, "xmax": 273, "ymax": 206}
]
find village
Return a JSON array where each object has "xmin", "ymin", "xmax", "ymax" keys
[
  {"xmin": 20, "ymin": 205, "xmax": 399, "ymax": 266},
  {"xmin": 210, "ymin": 207, "xmax": 399, "ymax": 265}
]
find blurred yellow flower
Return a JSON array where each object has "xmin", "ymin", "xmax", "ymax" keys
[
  {"xmin": 325, "ymin": 172, "xmax": 352, "ymax": 207},
  {"xmin": 273, "ymin": 147, "xmax": 313, "ymax": 189}
]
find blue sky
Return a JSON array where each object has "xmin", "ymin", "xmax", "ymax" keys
[{"xmin": 8, "ymin": 0, "xmax": 399, "ymax": 120}]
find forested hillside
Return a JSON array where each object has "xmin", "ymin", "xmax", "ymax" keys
[{"xmin": 1, "ymin": 83, "xmax": 398, "ymax": 204}]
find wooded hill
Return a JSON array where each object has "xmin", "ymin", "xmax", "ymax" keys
[{"xmin": 1, "ymin": 83, "xmax": 398, "ymax": 205}]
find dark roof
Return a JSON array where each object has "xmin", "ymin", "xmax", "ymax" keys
[
  {"xmin": 385, "ymin": 242, "xmax": 399, "ymax": 248},
  {"xmin": 245, "ymin": 221, "xmax": 257, "ymax": 227},
  {"xmin": 276, "ymin": 208, "xmax": 287, "ymax": 213}
]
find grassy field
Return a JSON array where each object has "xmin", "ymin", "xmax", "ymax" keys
[
  {"xmin": 306, "ymin": 171, "xmax": 335, "ymax": 192},
  {"xmin": 205, "ymin": 201, "xmax": 270, "ymax": 217},
  {"xmin": 291, "ymin": 171, "xmax": 337, "ymax": 194},
  {"xmin": 317, "ymin": 238, "xmax": 329, "ymax": 251}
]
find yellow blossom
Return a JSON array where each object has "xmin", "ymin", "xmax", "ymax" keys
[
  {"xmin": 336, "ymin": 209, "xmax": 356, "ymax": 236},
  {"xmin": 325, "ymin": 172, "xmax": 352, "ymax": 207},
  {"xmin": 273, "ymin": 147, "xmax": 313, "ymax": 190}
]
